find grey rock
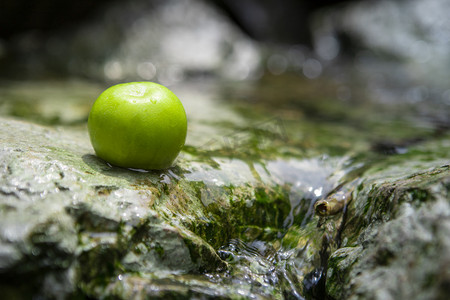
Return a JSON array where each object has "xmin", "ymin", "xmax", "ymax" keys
[
  {"xmin": 326, "ymin": 160, "xmax": 450, "ymax": 300},
  {"xmin": 0, "ymin": 117, "xmax": 224, "ymax": 298}
]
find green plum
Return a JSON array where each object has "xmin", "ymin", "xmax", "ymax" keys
[{"xmin": 88, "ymin": 82, "xmax": 187, "ymax": 170}]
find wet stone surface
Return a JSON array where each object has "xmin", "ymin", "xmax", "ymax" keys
[{"xmin": 0, "ymin": 76, "xmax": 449, "ymax": 299}]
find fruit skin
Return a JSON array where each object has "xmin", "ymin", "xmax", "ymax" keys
[{"xmin": 88, "ymin": 82, "xmax": 187, "ymax": 170}]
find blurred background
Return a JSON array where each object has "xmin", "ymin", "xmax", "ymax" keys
[{"xmin": 0, "ymin": 0, "xmax": 449, "ymax": 125}]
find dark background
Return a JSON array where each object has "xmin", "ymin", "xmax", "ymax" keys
[{"xmin": 0, "ymin": 0, "xmax": 353, "ymax": 45}]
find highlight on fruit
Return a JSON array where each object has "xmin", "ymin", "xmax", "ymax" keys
[{"xmin": 88, "ymin": 82, "xmax": 187, "ymax": 170}]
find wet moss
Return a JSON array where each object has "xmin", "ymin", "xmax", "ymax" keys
[
  {"xmin": 325, "ymin": 246, "xmax": 362, "ymax": 299},
  {"xmin": 77, "ymin": 244, "xmax": 122, "ymax": 286}
]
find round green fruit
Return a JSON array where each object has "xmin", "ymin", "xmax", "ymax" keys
[{"xmin": 88, "ymin": 82, "xmax": 187, "ymax": 170}]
